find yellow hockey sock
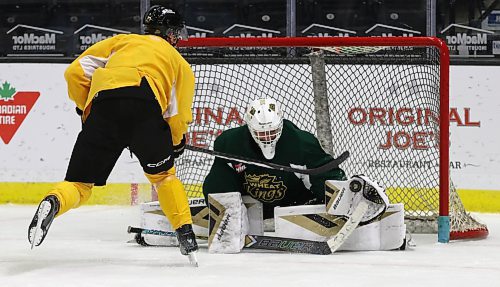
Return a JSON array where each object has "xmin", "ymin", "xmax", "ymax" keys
[
  {"xmin": 47, "ymin": 181, "xmax": 93, "ymax": 216},
  {"xmin": 146, "ymin": 168, "xmax": 192, "ymax": 230}
]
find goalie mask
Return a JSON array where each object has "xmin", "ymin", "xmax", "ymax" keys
[
  {"xmin": 143, "ymin": 5, "xmax": 188, "ymax": 47},
  {"xmin": 244, "ymin": 98, "xmax": 284, "ymax": 159}
]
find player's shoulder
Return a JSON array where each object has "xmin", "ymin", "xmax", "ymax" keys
[
  {"xmin": 283, "ymin": 119, "xmax": 317, "ymax": 142},
  {"xmin": 113, "ymin": 33, "xmax": 141, "ymax": 41},
  {"xmin": 214, "ymin": 125, "xmax": 249, "ymax": 149},
  {"xmin": 282, "ymin": 119, "xmax": 328, "ymax": 154}
]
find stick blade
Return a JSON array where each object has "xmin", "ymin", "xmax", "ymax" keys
[
  {"xmin": 327, "ymin": 200, "xmax": 369, "ymax": 253},
  {"xmin": 188, "ymin": 251, "xmax": 199, "ymax": 267}
]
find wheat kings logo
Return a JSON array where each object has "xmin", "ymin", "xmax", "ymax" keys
[{"xmin": 243, "ymin": 173, "xmax": 287, "ymax": 202}]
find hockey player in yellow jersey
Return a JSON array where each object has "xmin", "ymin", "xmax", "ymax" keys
[{"xmin": 28, "ymin": 5, "xmax": 199, "ymax": 264}]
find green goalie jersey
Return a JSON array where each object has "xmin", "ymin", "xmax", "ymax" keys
[{"xmin": 202, "ymin": 119, "xmax": 346, "ymax": 219}]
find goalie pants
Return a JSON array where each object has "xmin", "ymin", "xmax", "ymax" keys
[{"xmin": 46, "ymin": 79, "xmax": 193, "ymax": 228}]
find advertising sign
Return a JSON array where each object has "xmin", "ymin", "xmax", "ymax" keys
[
  {"xmin": 73, "ymin": 24, "xmax": 131, "ymax": 56},
  {"xmin": 300, "ymin": 24, "xmax": 356, "ymax": 37},
  {"xmin": 441, "ymin": 24, "xmax": 497, "ymax": 57},
  {"xmin": 187, "ymin": 26, "xmax": 214, "ymax": 38},
  {"xmin": 5, "ymin": 24, "xmax": 65, "ymax": 56},
  {"xmin": 222, "ymin": 24, "xmax": 280, "ymax": 38},
  {"xmin": 0, "ymin": 64, "xmax": 499, "ymax": 192},
  {"xmin": 481, "ymin": 10, "xmax": 500, "ymax": 31},
  {"xmin": 364, "ymin": 24, "xmax": 422, "ymax": 37},
  {"xmin": 0, "ymin": 81, "xmax": 40, "ymax": 144}
]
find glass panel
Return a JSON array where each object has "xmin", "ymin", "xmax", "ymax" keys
[
  {"xmin": 0, "ymin": 0, "xmax": 141, "ymax": 57},
  {"xmin": 297, "ymin": 0, "xmax": 426, "ymax": 37},
  {"xmin": 438, "ymin": 0, "xmax": 500, "ymax": 59}
]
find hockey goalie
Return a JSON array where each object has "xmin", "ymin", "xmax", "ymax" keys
[
  {"xmin": 132, "ymin": 98, "xmax": 406, "ymax": 253},
  {"xmin": 133, "ymin": 175, "xmax": 406, "ymax": 254}
]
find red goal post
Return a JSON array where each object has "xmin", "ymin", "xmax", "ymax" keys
[{"xmin": 176, "ymin": 36, "xmax": 487, "ymax": 243}]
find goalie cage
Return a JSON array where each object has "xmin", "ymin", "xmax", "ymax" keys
[{"xmin": 175, "ymin": 37, "xmax": 488, "ymax": 243}]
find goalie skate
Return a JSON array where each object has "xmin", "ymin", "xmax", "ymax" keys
[
  {"xmin": 175, "ymin": 224, "xmax": 199, "ymax": 267},
  {"xmin": 28, "ymin": 195, "xmax": 60, "ymax": 249}
]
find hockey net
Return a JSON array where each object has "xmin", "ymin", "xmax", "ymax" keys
[{"xmin": 176, "ymin": 37, "xmax": 488, "ymax": 241}]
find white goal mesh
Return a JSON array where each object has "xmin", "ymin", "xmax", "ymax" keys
[{"xmin": 176, "ymin": 37, "xmax": 488, "ymax": 241}]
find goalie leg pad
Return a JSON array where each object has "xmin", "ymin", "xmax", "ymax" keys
[
  {"xmin": 208, "ymin": 192, "xmax": 249, "ymax": 253},
  {"xmin": 140, "ymin": 201, "xmax": 179, "ymax": 246},
  {"xmin": 139, "ymin": 198, "xmax": 209, "ymax": 246},
  {"xmin": 339, "ymin": 203, "xmax": 406, "ymax": 251},
  {"xmin": 273, "ymin": 203, "xmax": 406, "ymax": 251},
  {"xmin": 274, "ymin": 204, "xmax": 342, "ymax": 242},
  {"xmin": 242, "ymin": 196, "xmax": 264, "ymax": 236}
]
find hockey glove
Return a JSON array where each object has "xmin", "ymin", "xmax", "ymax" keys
[
  {"xmin": 75, "ymin": 107, "xmax": 83, "ymax": 116},
  {"xmin": 173, "ymin": 135, "xmax": 186, "ymax": 159}
]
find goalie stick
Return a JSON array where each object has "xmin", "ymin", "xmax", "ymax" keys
[
  {"xmin": 185, "ymin": 145, "xmax": 349, "ymax": 175},
  {"xmin": 127, "ymin": 226, "xmax": 332, "ymax": 255},
  {"xmin": 327, "ymin": 200, "xmax": 369, "ymax": 253}
]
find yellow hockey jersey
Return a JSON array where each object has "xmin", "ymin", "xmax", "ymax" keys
[{"xmin": 64, "ymin": 34, "xmax": 195, "ymax": 145}]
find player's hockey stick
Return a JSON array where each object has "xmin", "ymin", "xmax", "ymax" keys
[
  {"xmin": 185, "ymin": 145, "xmax": 349, "ymax": 175},
  {"xmin": 127, "ymin": 227, "xmax": 199, "ymax": 266},
  {"xmin": 128, "ymin": 226, "xmax": 332, "ymax": 255}
]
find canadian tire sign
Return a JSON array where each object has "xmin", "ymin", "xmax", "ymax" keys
[{"xmin": 0, "ymin": 81, "xmax": 40, "ymax": 144}]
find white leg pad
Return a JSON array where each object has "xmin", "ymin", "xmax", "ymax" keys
[
  {"xmin": 274, "ymin": 203, "xmax": 406, "ymax": 251},
  {"xmin": 339, "ymin": 203, "xmax": 406, "ymax": 251},
  {"xmin": 208, "ymin": 192, "xmax": 249, "ymax": 253},
  {"xmin": 139, "ymin": 198, "xmax": 209, "ymax": 246},
  {"xmin": 140, "ymin": 201, "xmax": 178, "ymax": 246},
  {"xmin": 274, "ymin": 204, "xmax": 331, "ymax": 242},
  {"xmin": 243, "ymin": 195, "xmax": 264, "ymax": 236}
]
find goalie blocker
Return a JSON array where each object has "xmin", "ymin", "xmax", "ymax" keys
[{"xmin": 136, "ymin": 176, "xmax": 406, "ymax": 252}]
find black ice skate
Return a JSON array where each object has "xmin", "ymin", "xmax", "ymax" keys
[
  {"xmin": 176, "ymin": 224, "xmax": 199, "ymax": 267},
  {"xmin": 28, "ymin": 195, "xmax": 60, "ymax": 249}
]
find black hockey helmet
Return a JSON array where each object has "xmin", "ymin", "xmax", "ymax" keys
[{"xmin": 143, "ymin": 5, "xmax": 188, "ymax": 46}]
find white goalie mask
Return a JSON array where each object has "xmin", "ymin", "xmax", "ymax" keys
[{"xmin": 244, "ymin": 98, "xmax": 284, "ymax": 159}]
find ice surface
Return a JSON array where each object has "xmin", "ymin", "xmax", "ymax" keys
[{"xmin": 1, "ymin": 205, "xmax": 499, "ymax": 287}]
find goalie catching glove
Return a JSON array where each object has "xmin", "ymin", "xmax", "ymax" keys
[{"xmin": 326, "ymin": 175, "xmax": 389, "ymax": 224}]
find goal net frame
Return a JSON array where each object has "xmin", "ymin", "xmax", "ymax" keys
[{"xmin": 176, "ymin": 36, "xmax": 487, "ymax": 243}]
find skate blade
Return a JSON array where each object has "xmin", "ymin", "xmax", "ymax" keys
[
  {"xmin": 30, "ymin": 201, "xmax": 51, "ymax": 250},
  {"xmin": 188, "ymin": 251, "xmax": 199, "ymax": 267}
]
